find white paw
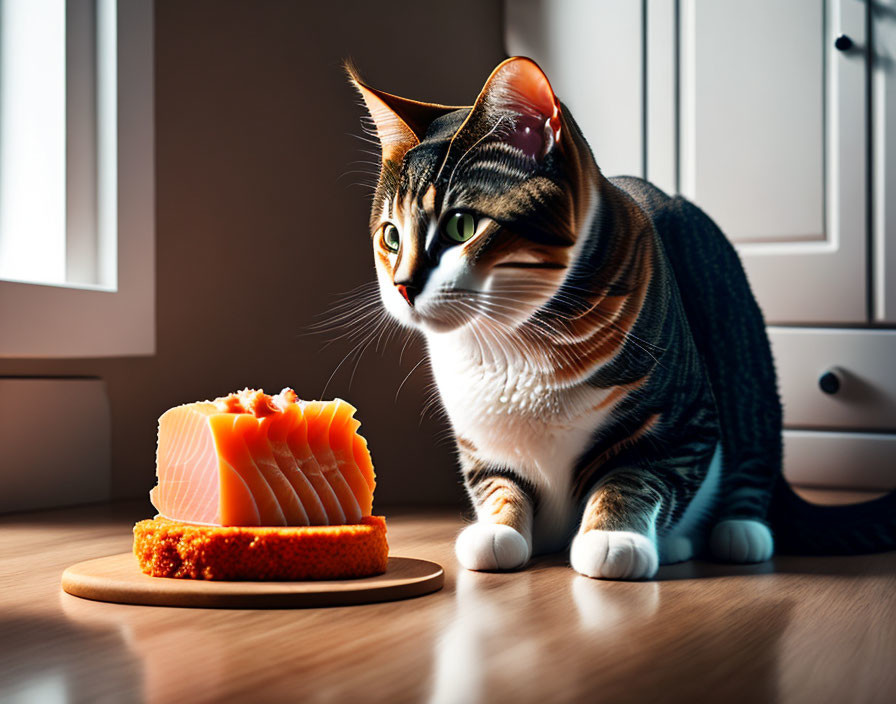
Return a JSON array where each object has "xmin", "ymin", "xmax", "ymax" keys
[
  {"xmin": 709, "ymin": 519, "xmax": 774, "ymax": 563},
  {"xmin": 570, "ymin": 530, "xmax": 659, "ymax": 580},
  {"xmin": 455, "ymin": 523, "xmax": 531, "ymax": 571}
]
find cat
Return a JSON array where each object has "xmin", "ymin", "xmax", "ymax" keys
[{"xmin": 347, "ymin": 56, "xmax": 896, "ymax": 580}]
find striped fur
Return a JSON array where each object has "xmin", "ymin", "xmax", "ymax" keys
[{"xmin": 349, "ymin": 57, "xmax": 896, "ymax": 578}]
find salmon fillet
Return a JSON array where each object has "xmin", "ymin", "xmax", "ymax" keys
[{"xmin": 150, "ymin": 388, "xmax": 376, "ymax": 526}]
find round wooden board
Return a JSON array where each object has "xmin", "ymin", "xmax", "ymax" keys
[{"xmin": 62, "ymin": 553, "xmax": 444, "ymax": 608}]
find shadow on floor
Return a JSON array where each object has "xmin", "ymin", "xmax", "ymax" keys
[{"xmin": 523, "ymin": 548, "xmax": 896, "ymax": 581}]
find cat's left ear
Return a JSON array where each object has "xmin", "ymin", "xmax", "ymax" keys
[{"xmin": 458, "ymin": 56, "xmax": 563, "ymax": 160}]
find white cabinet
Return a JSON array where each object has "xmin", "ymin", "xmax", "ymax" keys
[
  {"xmin": 506, "ymin": 0, "xmax": 896, "ymax": 489},
  {"xmin": 678, "ymin": 1, "xmax": 827, "ymax": 248},
  {"xmin": 676, "ymin": 0, "xmax": 866, "ymax": 326}
]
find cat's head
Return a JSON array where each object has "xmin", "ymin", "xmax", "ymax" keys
[{"xmin": 349, "ymin": 57, "xmax": 597, "ymax": 334}]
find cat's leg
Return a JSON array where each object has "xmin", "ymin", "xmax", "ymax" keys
[
  {"xmin": 456, "ymin": 464, "xmax": 534, "ymax": 572},
  {"xmin": 571, "ymin": 469, "xmax": 662, "ymax": 580},
  {"xmin": 711, "ymin": 462, "xmax": 774, "ymax": 564}
]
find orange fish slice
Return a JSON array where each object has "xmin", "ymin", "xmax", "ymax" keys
[{"xmin": 150, "ymin": 388, "xmax": 376, "ymax": 526}]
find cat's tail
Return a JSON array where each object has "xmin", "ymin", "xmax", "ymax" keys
[{"xmin": 769, "ymin": 481, "xmax": 896, "ymax": 554}]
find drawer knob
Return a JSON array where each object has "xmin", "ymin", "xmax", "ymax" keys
[
  {"xmin": 818, "ymin": 370, "xmax": 841, "ymax": 395},
  {"xmin": 834, "ymin": 34, "xmax": 853, "ymax": 51}
]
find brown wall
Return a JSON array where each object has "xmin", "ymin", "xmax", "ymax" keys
[{"xmin": 1, "ymin": 0, "xmax": 506, "ymax": 506}]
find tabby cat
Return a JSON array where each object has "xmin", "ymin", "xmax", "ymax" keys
[{"xmin": 348, "ymin": 57, "xmax": 896, "ymax": 580}]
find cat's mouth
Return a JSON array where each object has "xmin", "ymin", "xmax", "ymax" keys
[
  {"xmin": 411, "ymin": 284, "xmax": 547, "ymax": 334},
  {"xmin": 408, "ymin": 294, "xmax": 479, "ymax": 334},
  {"xmin": 383, "ymin": 274, "xmax": 560, "ymax": 335},
  {"xmin": 492, "ymin": 261, "xmax": 567, "ymax": 270}
]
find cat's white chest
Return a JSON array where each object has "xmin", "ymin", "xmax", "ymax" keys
[{"xmin": 428, "ymin": 334, "xmax": 611, "ymax": 547}]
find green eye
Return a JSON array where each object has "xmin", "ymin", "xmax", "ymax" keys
[
  {"xmin": 444, "ymin": 211, "xmax": 477, "ymax": 243},
  {"xmin": 382, "ymin": 223, "xmax": 400, "ymax": 252}
]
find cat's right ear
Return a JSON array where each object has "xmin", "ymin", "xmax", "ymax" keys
[{"xmin": 345, "ymin": 61, "xmax": 465, "ymax": 164}]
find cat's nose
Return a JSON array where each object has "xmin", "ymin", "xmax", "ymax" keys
[{"xmin": 395, "ymin": 282, "xmax": 419, "ymax": 306}]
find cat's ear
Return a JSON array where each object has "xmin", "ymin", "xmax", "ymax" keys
[
  {"xmin": 346, "ymin": 61, "xmax": 465, "ymax": 163},
  {"xmin": 458, "ymin": 56, "xmax": 562, "ymax": 160}
]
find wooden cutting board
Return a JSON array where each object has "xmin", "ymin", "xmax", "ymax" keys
[{"xmin": 62, "ymin": 553, "xmax": 444, "ymax": 608}]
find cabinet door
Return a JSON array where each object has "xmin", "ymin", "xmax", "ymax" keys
[{"xmin": 670, "ymin": 0, "xmax": 867, "ymax": 324}]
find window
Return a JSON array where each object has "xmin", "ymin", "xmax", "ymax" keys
[{"xmin": 0, "ymin": 0, "xmax": 154, "ymax": 357}]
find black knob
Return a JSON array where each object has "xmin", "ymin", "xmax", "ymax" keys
[
  {"xmin": 818, "ymin": 370, "xmax": 841, "ymax": 395},
  {"xmin": 834, "ymin": 35, "xmax": 853, "ymax": 51}
]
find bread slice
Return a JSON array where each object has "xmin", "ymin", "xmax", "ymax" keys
[{"xmin": 134, "ymin": 515, "xmax": 388, "ymax": 580}]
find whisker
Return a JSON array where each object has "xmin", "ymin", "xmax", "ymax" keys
[
  {"xmin": 320, "ymin": 317, "xmax": 382, "ymax": 399},
  {"xmin": 398, "ymin": 330, "xmax": 415, "ymax": 365},
  {"xmin": 395, "ymin": 356, "xmax": 428, "ymax": 403}
]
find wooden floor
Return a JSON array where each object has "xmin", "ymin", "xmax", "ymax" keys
[{"xmin": 1, "ymin": 494, "xmax": 894, "ymax": 704}]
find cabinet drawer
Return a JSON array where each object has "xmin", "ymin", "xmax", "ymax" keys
[
  {"xmin": 783, "ymin": 429, "xmax": 896, "ymax": 490},
  {"xmin": 768, "ymin": 328, "xmax": 896, "ymax": 431}
]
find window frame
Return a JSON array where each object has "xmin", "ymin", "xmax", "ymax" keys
[{"xmin": 0, "ymin": 0, "xmax": 154, "ymax": 358}]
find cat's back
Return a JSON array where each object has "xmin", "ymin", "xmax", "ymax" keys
[
  {"xmin": 608, "ymin": 175, "xmax": 739, "ymax": 285},
  {"xmin": 607, "ymin": 175, "xmax": 761, "ymax": 341},
  {"xmin": 607, "ymin": 175, "xmax": 781, "ymax": 484}
]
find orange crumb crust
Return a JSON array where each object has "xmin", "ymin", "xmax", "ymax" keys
[{"xmin": 133, "ymin": 516, "xmax": 388, "ymax": 581}]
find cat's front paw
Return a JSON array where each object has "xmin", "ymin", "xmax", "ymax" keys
[
  {"xmin": 709, "ymin": 519, "xmax": 773, "ymax": 563},
  {"xmin": 570, "ymin": 530, "xmax": 659, "ymax": 580},
  {"xmin": 455, "ymin": 522, "xmax": 531, "ymax": 571}
]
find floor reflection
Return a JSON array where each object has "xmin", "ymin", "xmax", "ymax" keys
[
  {"xmin": 2, "ymin": 606, "xmax": 142, "ymax": 703},
  {"xmin": 61, "ymin": 587, "xmax": 448, "ymax": 703},
  {"xmin": 62, "ymin": 592, "xmax": 236, "ymax": 703},
  {"xmin": 427, "ymin": 563, "xmax": 793, "ymax": 704},
  {"xmin": 5, "ymin": 670, "xmax": 67, "ymax": 704},
  {"xmin": 428, "ymin": 564, "xmax": 660, "ymax": 704},
  {"xmin": 428, "ymin": 569, "xmax": 539, "ymax": 704},
  {"xmin": 121, "ymin": 622, "xmax": 229, "ymax": 703},
  {"xmin": 570, "ymin": 574, "xmax": 659, "ymax": 631}
]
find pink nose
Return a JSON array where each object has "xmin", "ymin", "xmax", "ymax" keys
[{"xmin": 397, "ymin": 284, "xmax": 412, "ymax": 306}]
